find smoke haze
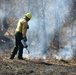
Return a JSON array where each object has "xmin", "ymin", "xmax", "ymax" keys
[
  {"xmin": 25, "ymin": 0, "xmax": 74, "ymax": 59},
  {"xmin": 0, "ymin": 0, "xmax": 75, "ymax": 60},
  {"xmin": 0, "ymin": 9, "xmax": 5, "ymax": 19}
]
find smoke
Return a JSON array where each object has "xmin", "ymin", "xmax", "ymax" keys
[
  {"xmin": 51, "ymin": 0, "xmax": 74, "ymax": 60},
  {"xmin": 28, "ymin": 17, "xmax": 38, "ymax": 32},
  {"xmin": 46, "ymin": 0, "xmax": 73, "ymax": 34},
  {"xmin": 0, "ymin": 9, "xmax": 5, "ymax": 19},
  {"xmin": 23, "ymin": 0, "xmax": 74, "ymax": 59},
  {"xmin": 0, "ymin": 9, "xmax": 5, "ymax": 33},
  {"xmin": 27, "ymin": 17, "xmax": 46, "ymax": 59},
  {"xmin": 0, "ymin": 0, "xmax": 74, "ymax": 60},
  {"xmin": 53, "ymin": 43, "xmax": 73, "ymax": 60}
]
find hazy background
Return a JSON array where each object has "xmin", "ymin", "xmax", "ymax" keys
[{"xmin": 0, "ymin": 0, "xmax": 76, "ymax": 60}]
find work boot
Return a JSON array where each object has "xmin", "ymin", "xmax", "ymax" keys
[{"xmin": 10, "ymin": 57, "xmax": 14, "ymax": 60}]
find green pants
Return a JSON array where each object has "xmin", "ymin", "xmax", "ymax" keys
[{"xmin": 10, "ymin": 32, "xmax": 23, "ymax": 59}]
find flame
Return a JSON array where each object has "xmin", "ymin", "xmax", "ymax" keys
[{"xmin": 25, "ymin": 54, "xmax": 29, "ymax": 59}]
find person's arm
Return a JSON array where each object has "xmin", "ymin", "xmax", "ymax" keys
[{"xmin": 22, "ymin": 22, "xmax": 27, "ymax": 39}]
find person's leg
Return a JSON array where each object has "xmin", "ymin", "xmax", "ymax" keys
[
  {"xmin": 10, "ymin": 34, "xmax": 18, "ymax": 59},
  {"xmin": 18, "ymin": 43, "xmax": 23, "ymax": 59},
  {"xmin": 10, "ymin": 46, "xmax": 18, "ymax": 59},
  {"xmin": 16, "ymin": 32, "xmax": 23, "ymax": 59}
]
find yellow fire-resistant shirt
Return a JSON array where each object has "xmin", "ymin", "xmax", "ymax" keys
[{"xmin": 16, "ymin": 18, "xmax": 28, "ymax": 38}]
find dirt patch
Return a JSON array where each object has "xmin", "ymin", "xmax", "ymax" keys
[{"xmin": 0, "ymin": 58, "xmax": 76, "ymax": 75}]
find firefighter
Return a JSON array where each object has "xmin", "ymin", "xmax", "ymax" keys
[{"xmin": 10, "ymin": 13, "xmax": 32, "ymax": 60}]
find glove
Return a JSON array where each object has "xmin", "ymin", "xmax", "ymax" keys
[{"xmin": 24, "ymin": 45, "xmax": 28, "ymax": 48}]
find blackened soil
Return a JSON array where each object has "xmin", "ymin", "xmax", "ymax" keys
[{"xmin": 0, "ymin": 58, "xmax": 76, "ymax": 75}]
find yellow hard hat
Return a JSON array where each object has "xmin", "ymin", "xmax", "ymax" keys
[{"xmin": 25, "ymin": 13, "xmax": 32, "ymax": 19}]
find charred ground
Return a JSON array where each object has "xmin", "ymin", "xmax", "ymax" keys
[
  {"xmin": 0, "ymin": 0, "xmax": 76, "ymax": 75},
  {"xmin": 0, "ymin": 58, "xmax": 76, "ymax": 75}
]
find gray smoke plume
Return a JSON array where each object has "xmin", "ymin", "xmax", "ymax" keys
[
  {"xmin": 51, "ymin": 0, "xmax": 74, "ymax": 60},
  {"xmin": 0, "ymin": 9, "xmax": 5, "ymax": 35},
  {"xmin": 0, "ymin": 9, "xmax": 5, "ymax": 19},
  {"xmin": 0, "ymin": 0, "xmax": 74, "ymax": 60},
  {"xmin": 53, "ymin": 43, "xmax": 73, "ymax": 60},
  {"xmin": 27, "ymin": 17, "xmax": 46, "ymax": 59},
  {"xmin": 26, "ymin": 0, "xmax": 74, "ymax": 59}
]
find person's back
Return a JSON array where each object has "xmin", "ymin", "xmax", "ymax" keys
[{"xmin": 16, "ymin": 18, "xmax": 28, "ymax": 38}]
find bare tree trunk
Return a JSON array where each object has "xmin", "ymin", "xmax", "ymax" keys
[{"xmin": 41, "ymin": 0, "xmax": 47, "ymax": 54}]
